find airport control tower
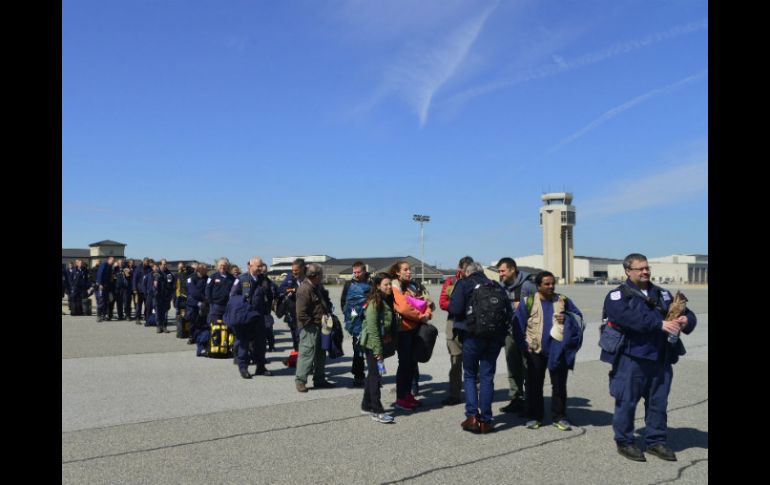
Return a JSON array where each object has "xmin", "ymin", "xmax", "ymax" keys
[{"xmin": 539, "ymin": 192, "xmax": 576, "ymax": 284}]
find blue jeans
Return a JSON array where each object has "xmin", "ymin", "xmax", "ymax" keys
[{"xmin": 463, "ymin": 336, "xmax": 503, "ymax": 423}]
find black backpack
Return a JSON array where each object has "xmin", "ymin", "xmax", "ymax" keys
[{"xmin": 468, "ymin": 282, "xmax": 512, "ymax": 338}]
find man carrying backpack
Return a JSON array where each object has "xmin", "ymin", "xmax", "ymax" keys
[
  {"xmin": 341, "ymin": 261, "xmax": 370, "ymax": 387},
  {"xmin": 448, "ymin": 262, "xmax": 511, "ymax": 434},
  {"xmin": 496, "ymin": 257, "xmax": 537, "ymax": 415}
]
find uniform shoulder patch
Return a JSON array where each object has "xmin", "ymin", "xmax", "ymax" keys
[
  {"xmin": 610, "ymin": 290, "xmax": 622, "ymax": 301},
  {"xmin": 662, "ymin": 291, "xmax": 671, "ymax": 301},
  {"xmin": 206, "ymin": 278, "xmax": 212, "ymax": 284},
  {"xmin": 187, "ymin": 278, "xmax": 192, "ymax": 284}
]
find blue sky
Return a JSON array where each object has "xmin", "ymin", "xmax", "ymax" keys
[{"xmin": 62, "ymin": 0, "xmax": 708, "ymax": 269}]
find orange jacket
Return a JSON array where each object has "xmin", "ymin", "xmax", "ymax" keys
[{"xmin": 392, "ymin": 286, "xmax": 432, "ymax": 331}]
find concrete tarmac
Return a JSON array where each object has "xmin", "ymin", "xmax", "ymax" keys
[{"xmin": 62, "ymin": 284, "xmax": 708, "ymax": 484}]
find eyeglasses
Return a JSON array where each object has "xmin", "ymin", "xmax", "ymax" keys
[{"xmin": 628, "ymin": 266, "xmax": 651, "ymax": 272}]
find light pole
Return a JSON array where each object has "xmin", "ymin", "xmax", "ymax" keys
[{"xmin": 412, "ymin": 214, "xmax": 430, "ymax": 285}]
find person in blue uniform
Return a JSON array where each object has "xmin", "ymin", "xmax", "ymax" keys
[
  {"xmin": 153, "ymin": 259, "xmax": 175, "ymax": 333},
  {"xmin": 230, "ymin": 257, "xmax": 273, "ymax": 379},
  {"xmin": 95, "ymin": 257, "xmax": 115, "ymax": 322},
  {"xmin": 186, "ymin": 263, "xmax": 210, "ymax": 355},
  {"xmin": 133, "ymin": 258, "xmax": 151, "ymax": 324},
  {"xmin": 601, "ymin": 253, "xmax": 697, "ymax": 462},
  {"xmin": 206, "ymin": 258, "xmax": 235, "ymax": 326}
]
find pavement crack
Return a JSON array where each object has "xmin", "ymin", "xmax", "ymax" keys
[
  {"xmin": 381, "ymin": 398, "xmax": 708, "ymax": 485},
  {"xmin": 647, "ymin": 458, "xmax": 708, "ymax": 484},
  {"xmin": 61, "ymin": 413, "xmax": 362, "ymax": 465},
  {"xmin": 380, "ymin": 427, "xmax": 587, "ymax": 484}
]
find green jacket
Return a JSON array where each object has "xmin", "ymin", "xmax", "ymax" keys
[{"xmin": 359, "ymin": 299, "xmax": 399, "ymax": 356}]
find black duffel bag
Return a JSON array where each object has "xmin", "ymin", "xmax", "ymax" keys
[{"xmin": 413, "ymin": 322, "xmax": 438, "ymax": 363}]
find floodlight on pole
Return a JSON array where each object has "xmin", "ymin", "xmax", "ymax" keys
[{"xmin": 412, "ymin": 214, "xmax": 430, "ymax": 285}]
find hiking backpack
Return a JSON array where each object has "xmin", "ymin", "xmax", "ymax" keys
[{"xmin": 467, "ymin": 282, "xmax": 512, "ymax": 338}]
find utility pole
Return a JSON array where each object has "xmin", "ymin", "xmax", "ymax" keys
[{"xmin": 412, "ymin": 214, "xmax": 430, "ymax": 285}]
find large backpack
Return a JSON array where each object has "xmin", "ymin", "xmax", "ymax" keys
[
  {"xmin": 343, "ymin": 281, "xmax": 370, "ymax": 337},
  {"xmin": 468, "ymin": 282, "xmax": 512, "ymax": 338}
]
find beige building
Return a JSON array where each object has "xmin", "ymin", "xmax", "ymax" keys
[
  {"xmin": 62, "ymin": 240, "xmax": 127, "ymax": 267},
  {"xmin": 539, "ymin": 192, "xmax": 576, "ymax": 283}
]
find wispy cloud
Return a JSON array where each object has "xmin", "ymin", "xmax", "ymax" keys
[
  {"xmin": 550, "ymin": 70, "xmax": 708, "ymax": 152},
  {"xmin": 445, "ymin": 19, "xmax": 708, "ymax": 112},
  {"xmin": 580, "ymin": 158, "xmax": 708, "ymax": 220},
  {"xmin": 355, "ymin": 1, "xmax": 498, "ymax": 127}
]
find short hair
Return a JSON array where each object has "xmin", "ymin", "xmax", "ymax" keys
[
  {"xmin": 496, "ymin": 257, "xmax": 517, "ymax": 270},
  {"xmin": 458, "ymin": 256, "xmax": 474, "ymax": 269},
  {"xmin": 306, "ymin": 263, "xmax": 323, "ymax": 277},
  {"xmin": 464, "ymin": 262, "xmax": 485, "ymax": 276},
  {"xmin": 535, "ymin": 271, "xmax": 555, "ymax": 286},
  {"xmin": 292, "ymin": 258, "xmax": 306, "ymax": 269},
  {"xmin": 623, "ymin": 253, "xmax": 647, "ymax": 270},
  {"xmin": 352, "ymin": 261, "xmax": 365, "ymax": 270},
  {"xmin": 217, "ymin": 258, "xmax": 230, "ymax": 267}
]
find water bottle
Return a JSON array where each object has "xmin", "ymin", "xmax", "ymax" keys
[
  {"xmin": 377, "ymin": 360, "xmax": 386, "ymax": 375},
  {"xmin": 667, "ymin": 331, "xmax": 679, "ymax": 344}
]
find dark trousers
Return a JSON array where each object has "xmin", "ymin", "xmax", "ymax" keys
[
  {"xmin": 96, "ymin": 287, "xmax": 109, "ymax": 318},
  {"xmin": 396, "ymin": 329, "xmax": 417, "ymax": 399},
  {"xmin": 351, "ymin": 336, "xmax": 366, "ymax": 380},
  {"xmin": 144, "ymin": 295, "xmax": 154, "ymax": 321},
  {"xmin": 187, "ymin": 304, "xmax": 210, "ymax": 354},
  {"xmin": 286, "ymin": 313, "xmax": 300, "ymax": 351},
  {"xmin": 362, "ymin": 349, "xmax": 384, "ymax": 413},
  {"xmin": 107, "ymin": 291, "xmax": 115, "ymax": 319},
  {"xmin": 610, "ymin": 354, "xmax": 673, "ymax": 446},
  {"xmin": 525, "ymin": 351, "xmax": 569, "ymax": 422},
  {"xmin": 70, "ymin": 291, "xmax": 83, "ymax": 315},
  {"xmin": 234, "ymin": 320, "xmax": 266, "ymax": 371},
  {"xmin": 155, "ymin": 298, "xmax": 170, "ymax": 328},
  {"xmin": 263, "ymin": 314, "xmax": 275, "ymax": 349},
  {"xmin": 135, "ymin": 293, "xmax": 145, "ymax": 320},
  {"xmin": 116, "ymin": 289, "xmax": 131, "ymax": 319}
]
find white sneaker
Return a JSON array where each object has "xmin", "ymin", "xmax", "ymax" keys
[
  {"xmin": 360, "ymin": 410, "xmax": 373, "ymax": 416},
  {"xmin": 371, "ymin": 413, "xmax": 395, "ymax": 423}
]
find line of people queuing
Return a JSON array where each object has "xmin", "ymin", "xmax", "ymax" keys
[
  {"xmin": 62, "ymin": 252, "xmax": 696, "ymax": 462},
  {"xmin": 339, "ymin": 253, "xmax": 697, "ymax": 464}
]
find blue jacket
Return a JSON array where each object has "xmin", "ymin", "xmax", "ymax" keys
[
  {"xmin": 448, "ymin": 272, "xmax": 496, "ymax": 332},
  {"xmin": 501, "ymin": 270, "xmax": 537, "ymax": 306},
  {"xmin": 513, "ymin": 293, "xmax": 584, "ymax": 370},
  {"xmin": 133, "ymin": 265, "xmax": 150, "ymax": 294},
  {"xmin": 70, "ymin": 267, "xmax": 89, "ymax": 292},
  {"xmin": 206, "ymin": 271, "xmax": 235, "ymax": 305},
  {"xmin": 343, "ymin": 279, "xmax": 371, "ymax": 336},
  {"xmin": 96, "ymin": 262, "xmax": 113, "ymax": 286},
  {"xmin": 186, "ymin": 273, "xmax": 208, "ymax": 306},
  {"xmin": 601, "ymin": 279, "xmax": 697, "ymax": 364},
  {"xmin": 230, "ymin": 273, "xmax": 270, "ymax": 316},
  {"xmin": 153, "ymin": 269, "xmax": 175, "ymax": 300}
]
